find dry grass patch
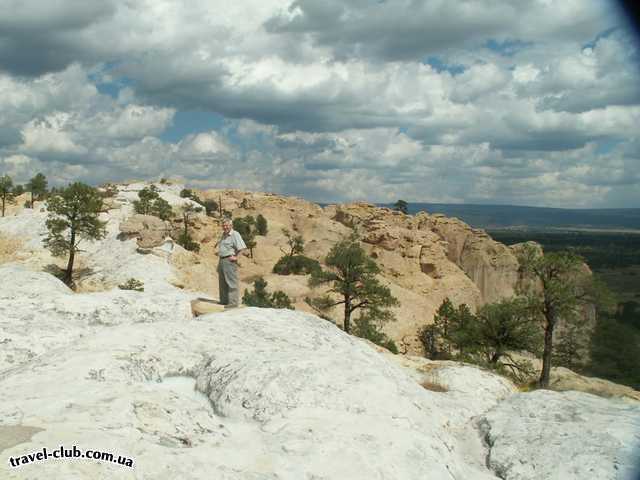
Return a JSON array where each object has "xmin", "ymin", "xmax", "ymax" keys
[{"xmin": 0, "ymin": 234, "xmax": 24, "ymax": 264}]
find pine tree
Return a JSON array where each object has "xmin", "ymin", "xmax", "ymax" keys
[
  {"xmin": 308, "ymin": 235, "xmax": 399, "ymax": 334},
  {"xmin": 44, "ymin": 183, "xmax": 107, "ymax": 286},
  {"xmin": 517, "ymin": 244, "xmax": 612, "ymax": 388},
  {"xmin": 27, "ymin": 172, "xmax": 48, "ymax": 207}
]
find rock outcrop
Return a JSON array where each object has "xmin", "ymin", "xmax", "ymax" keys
[
  {"xmin": 119, "ymin": 214, "xmax": 170, "ymax": 250},
  {"xmin": 0, "ymin": 182, "xmax": 590, "ymax": 354}
]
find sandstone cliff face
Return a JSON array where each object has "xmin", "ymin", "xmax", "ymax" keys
[{"xmin": 415, "ymin": 212, "xmax": 520, "ymax": 304}]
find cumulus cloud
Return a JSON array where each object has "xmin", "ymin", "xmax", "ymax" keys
[{"xmin": 0, "ymin": 0, "xmax": 638, "ymax": 208}]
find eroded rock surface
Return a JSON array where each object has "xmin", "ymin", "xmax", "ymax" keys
[
  {"xmin": 480, "ymin": 390, "xmax": 640, "ymax": 480},
  {"xmin": 0, "ymin": 264, "xmax": 501, "ymax": 480}
]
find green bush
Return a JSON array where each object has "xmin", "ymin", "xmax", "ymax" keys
[
  {"xmin": 242, "ymin": 277, "xmax": 294, "ymax": 309},
  {"xmin": 273, "ymin": 254, "xmax": 321, "ymax": 275},
  {"xmin": 353, "ymin": 315, "xmax": 399, "ymax": 353},
  {"xmin": 133, "ymin": 186, "xmax": 174, "ymax": 220},
  {"xmin": 177, "ymin": 231, "xmax": 200, "ymax": 252},
  {"xmin": 180, "ymin": 188, "xmax": 200, "ymax": 203},
  {"xmin": 202, "ymin": 199, "xmax": 219, "ymax": 216},
  {"xmin": 118, "ymin": 278, "xmax": 145, "ymax": 292},
  {"xmin": 233, "ymin": 216, "xmax": 257, "ymax": 257},
  {"xmin": 152, "ymin": 197, "xmax": 173, "ymax": 220},
  {"xmin": 256, "ymin": 214, "xmax": 268, "ymax": 235}
]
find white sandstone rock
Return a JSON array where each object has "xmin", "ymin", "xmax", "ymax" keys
[
  {"xmin": 0, "ymin": 266, "xmax": 499, "ymax": 479},
  {"xmin": 479, "ymin": 390, "xmax": 640, "ymax": 480}
]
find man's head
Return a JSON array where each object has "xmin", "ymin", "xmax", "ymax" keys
[{"xmin": 222, "ymin": 219, "xmax": 232, "ymax": 234}]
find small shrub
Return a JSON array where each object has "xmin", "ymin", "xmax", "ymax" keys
[
  {"xmin": 118, "ymin": 278, "xmax": 145, "ymax": 292},
  {"xmin": 273, "ymin": 254, "xmax": 321, "ymax": 275},
  {"xmin": 202, "ymin": 199, "xmax": 219, "ymax": 216},
  {"xmin": 256, "ymin": 214, "xmax": 268, "ymax": 235}
]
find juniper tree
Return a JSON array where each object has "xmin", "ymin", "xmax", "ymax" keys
[
  {"xmin": 308, "ymin": 235, "xmax": 399, "ymax": 334},
  {"xmin": 44, "ymin": 182, "xmax": 107, "ymax": 286},
  {"xmin": 0, "ymin": 174, "xmax": 15, "ymax": 217}
]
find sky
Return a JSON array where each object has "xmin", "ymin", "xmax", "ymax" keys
[{"xmin": 1, "ymin": 0, "xmax": 639, "ymax": 207}]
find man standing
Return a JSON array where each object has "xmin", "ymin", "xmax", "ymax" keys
[{"xmin": 217, "ymin": 218, "xmax": 247, "ymax": 308}]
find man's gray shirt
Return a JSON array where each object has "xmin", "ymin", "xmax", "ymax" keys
[{"xmin": 218, "ymin": 230, "xmax": 247, "ymax": 257}]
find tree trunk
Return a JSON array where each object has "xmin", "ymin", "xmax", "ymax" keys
[
  {"xmin": 1, "ymin": 196, "xmax": 4, "ymax": 217},
  {"xmin": 31, "ymin": 191, "xmax": 34, "ymax": 208},
  {"xmin": 344, "ymin": 295, "xmax": 351, "ymax": 333},
  {"xmin": 64, "ymin": 229, "xmax": 76, "ymax": 286},
  {"xmin": 539, "ymin": 318, "xmax": 555, "ymax": 388}
]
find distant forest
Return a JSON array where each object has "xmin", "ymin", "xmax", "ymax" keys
[{"xmin": 488, "ymin": 230, "xmax": 640, "ymax": 270}]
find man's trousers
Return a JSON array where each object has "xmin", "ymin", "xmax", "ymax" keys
[{"xmin": 218, "ymin": 257, "xmax": 239, "ymax": 306}]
